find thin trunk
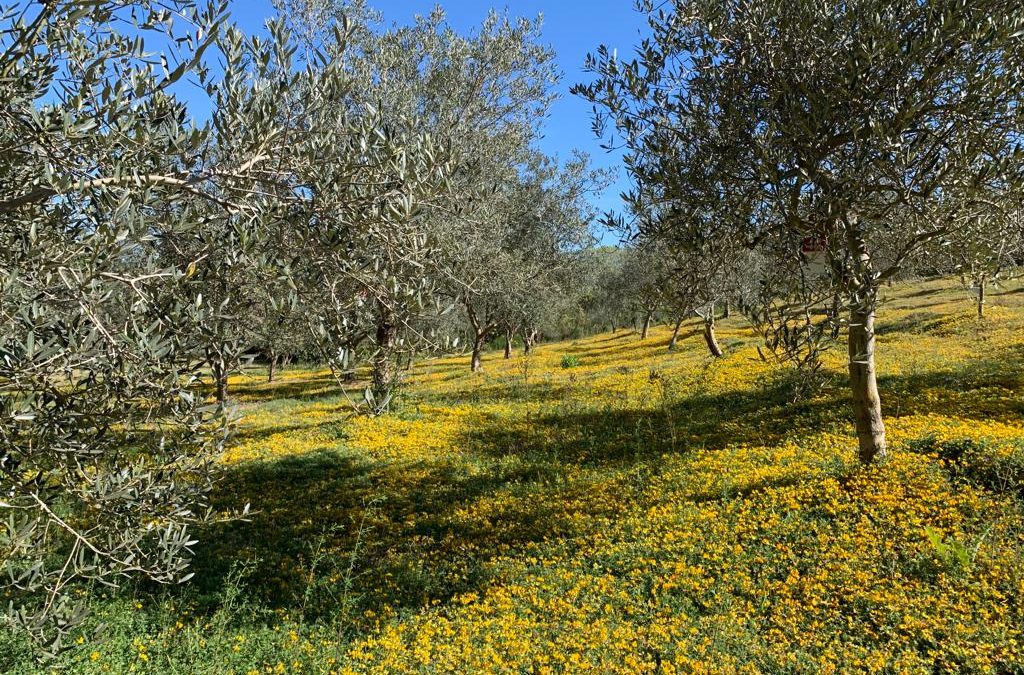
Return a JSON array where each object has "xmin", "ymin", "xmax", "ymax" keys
[
  {"xmin": 723, "ymin": 301, "xmax": 731, "ymax": 319},
  {"xmin": 503, "ymin": 332, "xmax": 513, "ymax": 359},
  {"xmin": 703, "ymin": 309, "xmax": 723, "ymax": 358},
  {"xmin": 641, "ymin": 311, "xmax": 654, "ymax": 340},
  {"xmin": 212, "ymin": 355, "xmax": 228, "ymax": 404},
  {"xmin": 977, "ymin": 275, "xmax": 986, "ymax": 318},
  {"xmin": 829, "ymin": 292, "xmax": 842, "ymax": 339},
  {"xmin": 267, "ymin": 351, "xmax": 277, "ymax": 383},
  {"xmin": 848, "ymin": 303, "xmax": 887, "ymax": 463},
  {"xmin": 471, "ymin": 332, "xmax": 485, "ymax": 372},
  {"xmin": 844, "ymin": 220, "xmax": 887, "ymax": 464},
  {"xmin": 668, "ymin": 316, "xmax": 684, "ymax": 351},
  {"xmin": 342, "ymin": 340, "xmax": 357, "ymax": 382},
  {"xmin": 465, "ymin": 301, "xmax": 495, "ymax": 371}
]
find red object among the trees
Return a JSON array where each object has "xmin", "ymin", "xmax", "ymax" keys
[{"xmin": 801, "ymin": 235, "xmax": 828, "ymax": 254}]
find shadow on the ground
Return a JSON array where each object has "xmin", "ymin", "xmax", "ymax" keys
[
  {"xmin": 184, "ymin": 445, "xmax": 613, "ymax": 628},
  {"xmin": 147, "ymin": 340, "xmax": 1024, "ymax": 638},
  {"xmin": 228, "ymin": 374, "xmax": 357, "ymax": 404}
]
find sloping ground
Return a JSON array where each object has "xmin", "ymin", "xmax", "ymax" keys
[{"xmin": 17, "ymin": 278, "xmax": 1024, "ymax": 674}]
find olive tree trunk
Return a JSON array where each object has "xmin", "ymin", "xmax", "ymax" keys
[
  {"xmin": 471, "ymin": 333, "xmax": 486, "ymax": 372},
  {"xmin": 668, "ymin": 315, "xmax": 684, "ymax": 351},
  {"xmin": 848, "ymin": 303, "xmax": 887, "ymax": 463},
  {"xmin": 205, "ymin": 350, "xmax": 228, "ymax": 403},
  {"xmin": 977, "ymin": 274, "xmax": 986, "ymax": 318},
  {"xmin": 504, "ymin": 328, "xmax": 514, "ymax": 359},
  {"xmin": 640, "ymin": 310, "xmax": 654, "ymax": 340},
  {"xmin": 267, "ymin": 350, "xmax": 277, "ymax": 383},
  {"xmin": 211, "ymin": 355, "xmax": 228, "ymax": 404},
  {"xmin": 372, "ymin": 303, "xmax": 398, "ymax": 411},
  {"xmin": 523, "ymin": 327, "xmax": 538, "ymax": 355},
  {"xmin": 829, "ymin": 292, "xmax": 843, "ymax": 339},
  {"xmin": 702, "ymin": 311, "xmax": 723, "ymax": 358}
]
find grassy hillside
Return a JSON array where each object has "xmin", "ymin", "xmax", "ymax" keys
[{"xmin": 7, "ymin": 278, "xmax": 1024, "ymax": 674}]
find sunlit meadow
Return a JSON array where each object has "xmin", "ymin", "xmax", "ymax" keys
[{"xmin": 8, "ymin": 277, "xmax": 1024, "ymax": 674}]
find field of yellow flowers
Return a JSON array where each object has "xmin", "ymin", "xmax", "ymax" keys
[{"xmin": 11, "ymin": 277, "xmax": 1024, "ymax": 674}]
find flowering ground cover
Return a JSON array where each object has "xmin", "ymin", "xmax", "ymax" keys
[{"xmin": 7, "ymin": 277, "xmax": 1024, "ymax": 673}]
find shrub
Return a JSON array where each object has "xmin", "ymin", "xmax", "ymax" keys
[
  {"xmin": 561, "ymin": 354, "xmax": 581, "ymax": 369},
  {"xmin": 906, "ymin": 436, "xmax": 1024, "ymax": 497}
]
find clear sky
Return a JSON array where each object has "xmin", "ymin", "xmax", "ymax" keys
[{"xmin": 223, "ymin": 1, "xmax": 651, "ymax": 237}]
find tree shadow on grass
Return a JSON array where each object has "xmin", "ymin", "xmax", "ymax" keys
[
  {"xmin": 875, "ymin": 312, "xmax": 951, "ymax": 336},
  {"xmin": 904, "ymin": 286, "xmax": 944, "ymax": 299},
  {"xmin": 151, "ymin": 344, "xmax": 1024, "ymax": 638},
  {"xmin": 459, "ymin": 384, "xmax": 846, "ymax": 471},
  {"xmin": 227, "ymin": 374, "xmax": 359, "ymax": 404},
  {"xmin": 172, "ymin": 371, "xmax": 833, "ymax": 629},
  {"xmin": 560, "ymin": 329, "xmax": 704, "ymax": 362},
  {"xmin": 179, "ymin": 445, "xmax": 603, "ymax": 628},
  {"xmin": 459, "ymin": 349, "xmax": 1024, "ymax": 470},
  {"xmin": 879, "ymin": 359, "xmax": 1024, "ymax": 421}
]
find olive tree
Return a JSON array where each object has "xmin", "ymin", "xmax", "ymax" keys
[
  {"xmin": 937, "ymin": 196, "xmax": 1024, "ymax": 318},
  {"xmin": 617, "ymin": 242, "xmax": 668, "ymax": 340},
  {"xmin": 313, "ymin": 5, "xmax": 580, "ymax": 376},
  {"xmin": 492, "ymin": 154, "xmax": 604, "ymax": 357},
  {"xmin": 0, "ymin": 0, "xmax": 297, "ymax": 653},
  {"xmin": 275, "ymin": 2, "xmax": 557, "ymax": 403},
  {"xmin": 577, "ymin": 0, "xmax": 1024, "ymax": 463},
  {"xmin": 577, "ymin": 246, "xmax": 631, "ymax": 335},
  {"xmin": 438, "ymin": 152, "xmax": 600, "ymax": 372}
]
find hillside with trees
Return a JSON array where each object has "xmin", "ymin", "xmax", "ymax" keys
[{"xmin": 3, "ymin": 0, "xmax": 1024, "ymax": 672}]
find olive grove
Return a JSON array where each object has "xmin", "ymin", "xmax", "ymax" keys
[
  {"xmin": 0, "ymin": 0, "xmax": 607, "ymax": 654},
  {"xmin": 577, "ymin": 0, "xmax": 1024, "ymax": 463}
]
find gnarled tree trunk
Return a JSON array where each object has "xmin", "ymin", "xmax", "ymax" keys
[
  {"xmin": 668, "ymin": 315, "xmax": 684, "ymax": 351},
  {"xmin": 267, "ymin": 350, "xmax": 277, "ymax": 383},
  {"xmin": 471, "ymin": 333, "xmax": 486, "ymax": 372},
  {"xmin": 504, "ymin": 328, "xmax": 514, "ymax": 359},
  {"xmin": 844, "ymin": 221, "xmax": 888, "ymax": 464},
  {"xmin": 372, "ymin": 302, "xmax": 398, "ymax": 410},
  {"xmin": 640, "ymin": 310, "xmax": 654, "ymax": 340},
  {"xmin": 848, "ymin": 303, "xmax": 887, "ymax": 463},
  {"xmin": 211, "ymin": 354, "xmax": 228, "ymax": 404},
  {"xmin": 523, "ymin": 327, "xmax": 538, "ymax": 355},
  {"xmin": 703, "ymin": 310, "xmax": 723, "ymax": 358},
  {"xmin": 465, "ymin": 301, "xmax": 496, "ymax": 372}
]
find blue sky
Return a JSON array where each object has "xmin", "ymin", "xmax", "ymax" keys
[{"xmin": 224, "ymin": 1, "xmax": 650, "ymax": 237}]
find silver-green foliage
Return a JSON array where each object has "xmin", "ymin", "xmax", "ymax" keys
[
  {"xmin": 577, "ymin": 0, "xmax": 1024, "ymax": 462},
  {"xmin": 0, "ymin": 0, "xmax": 283, "ymax": 654}
]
